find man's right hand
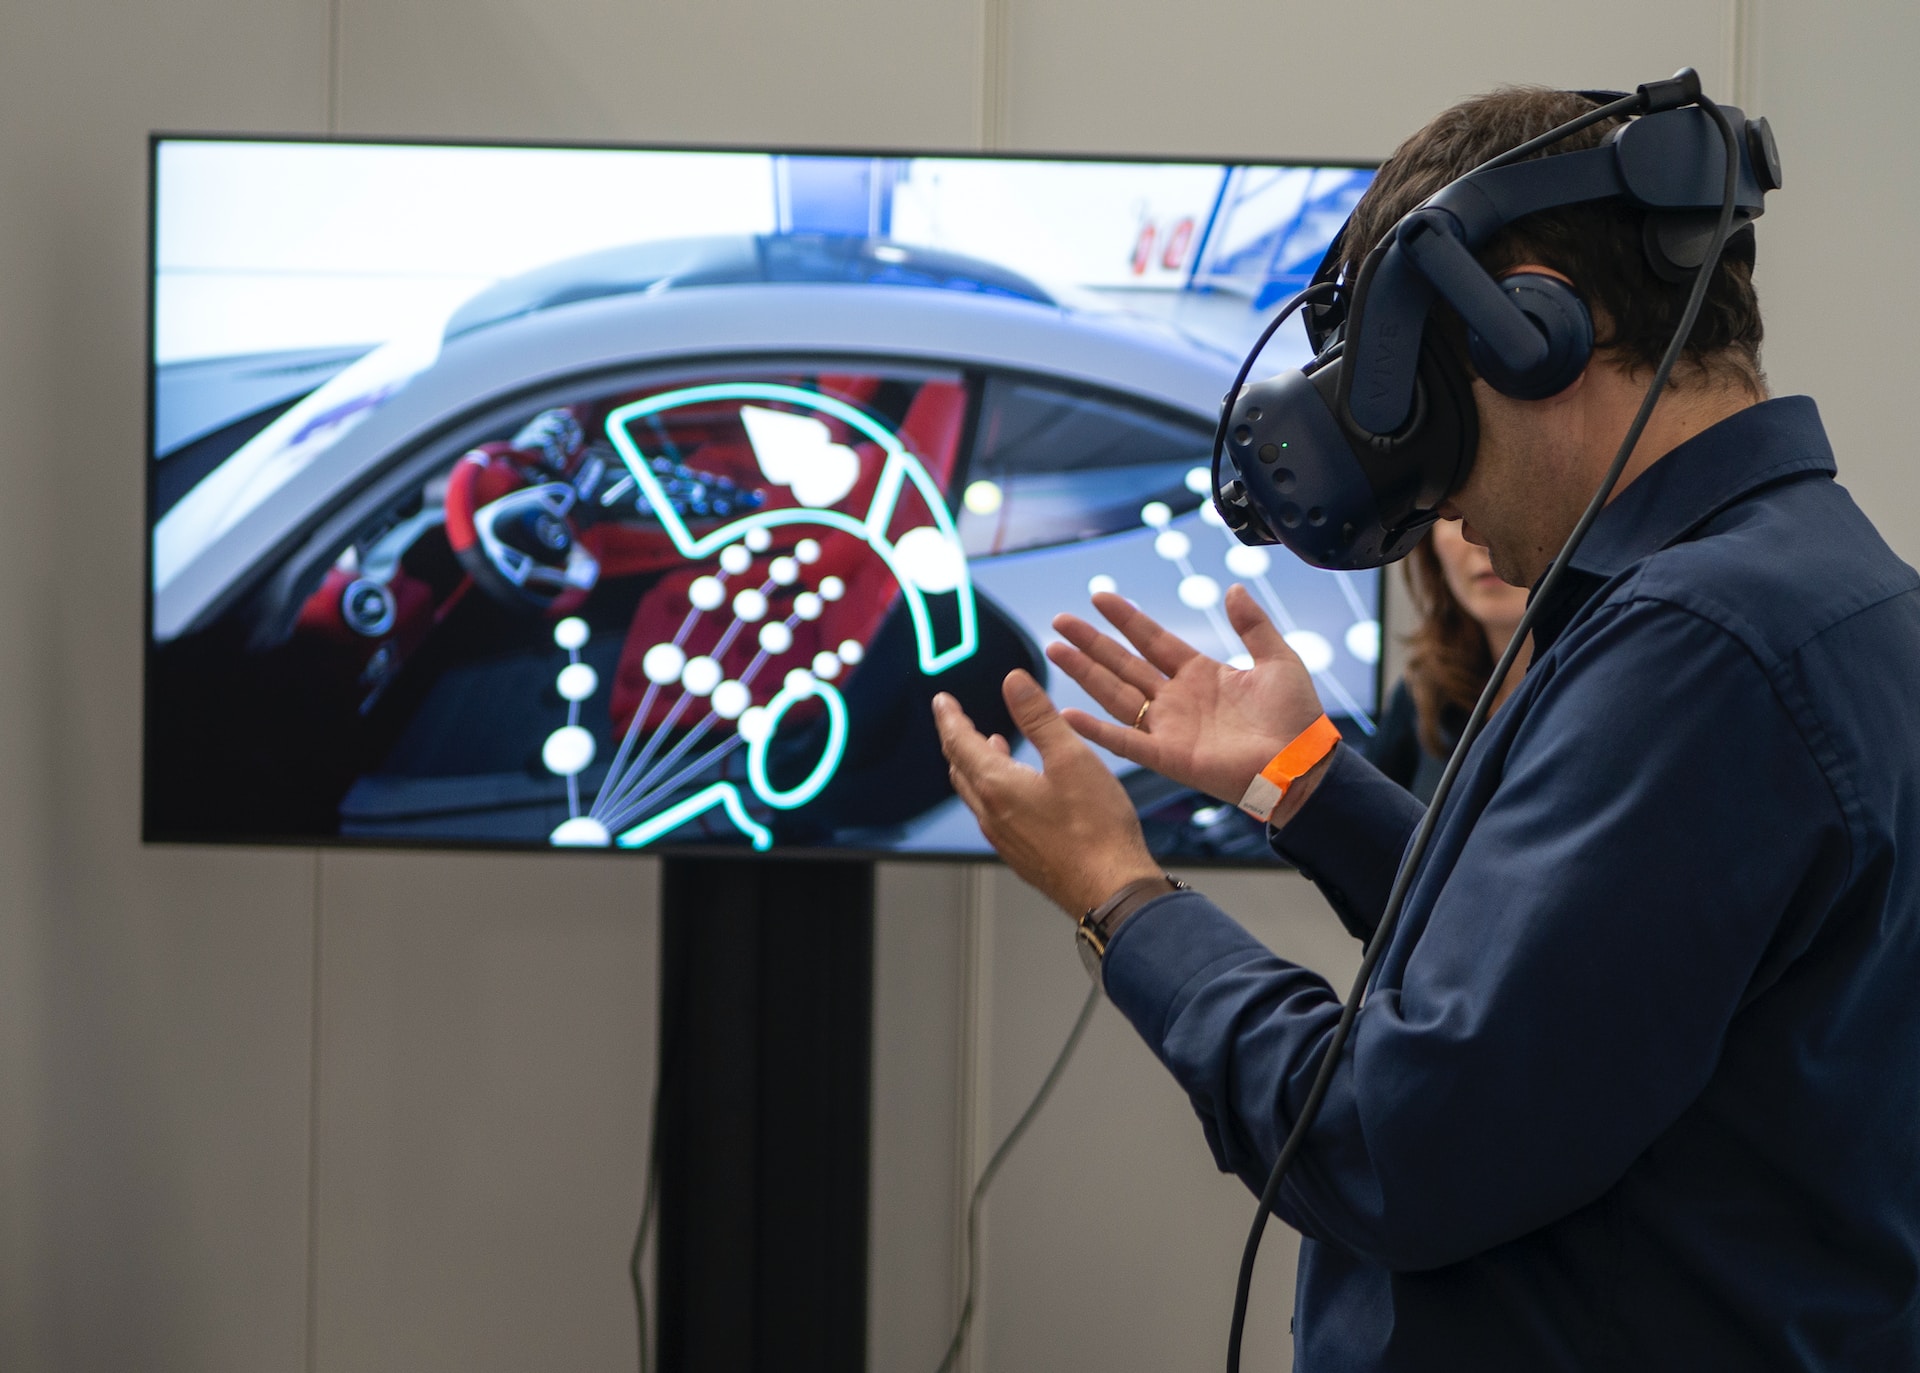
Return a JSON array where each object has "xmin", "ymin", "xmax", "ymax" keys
[{"xmin": 1047, "ymin": 583, "xmax": 1330, "ymax": 816}]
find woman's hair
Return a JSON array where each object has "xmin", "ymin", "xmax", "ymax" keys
[{"xmin": 1402, "ymin": 535, "xmax": 1493, "ymax": 757}]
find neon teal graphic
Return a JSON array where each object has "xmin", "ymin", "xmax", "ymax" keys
[
  {"xmin": 616, "ymin": 782, "xmax": 774, "ymax": 851},
  {"xmin": 604, "ymin": 382, "xmax": 978, "ymax": 674},
  {"xmin": 746, "ymin": 675, "xmax": 849, "ymax": 809}
]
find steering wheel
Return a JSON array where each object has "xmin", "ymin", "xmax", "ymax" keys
[{"xmin": 444, "ymin": 451, "xmax": 601, "ymax": 609}]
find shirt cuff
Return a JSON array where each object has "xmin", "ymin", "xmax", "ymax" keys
[
  {"xmin": 1268, "ymin": 742, "xmax": 1426, "ymax": 942},
  {"xmin": 1100, "ymin": 888, "xmax": 1270, "ymax": 1046}
]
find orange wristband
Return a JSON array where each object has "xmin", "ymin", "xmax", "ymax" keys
[{"xmin": 1236, "ymin": 714, "xmax": 1342, "ymax": 823}]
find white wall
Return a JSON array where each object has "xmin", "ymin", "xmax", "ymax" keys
[{"xmin": 2, "ymin": 1, "xmax": 1916, "ymax": 1371}]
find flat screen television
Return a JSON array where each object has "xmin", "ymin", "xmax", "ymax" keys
[{"xmin": 146, "ymin": 136, "xmax": 1379, "ymax": 861}]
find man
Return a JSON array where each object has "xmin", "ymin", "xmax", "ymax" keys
[{"xmin": 934, "ymin": 86, "xmax": 1920, "ymax": 1370}]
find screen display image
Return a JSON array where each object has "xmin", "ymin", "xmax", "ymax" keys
[{"xmin": 147, "ymin": 138, "xmax": 1378, "ymax": 859}]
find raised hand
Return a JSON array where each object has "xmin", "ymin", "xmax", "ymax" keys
[
  {"xmin": 933, "ymin": 671, "xmax": 1162, "ymax": 917},
  {"xmin": 1047, "ymin": 583, "xmax": 1327, "ymax": 807}
]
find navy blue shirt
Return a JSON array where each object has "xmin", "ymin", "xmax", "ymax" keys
[{"xmin": 1103, "ymin": 398, "xmax": 1920, "ymax": 1370}]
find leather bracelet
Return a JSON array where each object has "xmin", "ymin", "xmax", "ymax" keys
[
  {"xmin": 1077, "ymin": 874, "xmax": 1189, "ymax": 987},
  {"xmin": 1237, "ymin": 714, "xmax": 1341, "ymax": 823}
]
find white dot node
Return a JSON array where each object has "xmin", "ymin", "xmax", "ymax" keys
[
  {"xmin": 837, "ymin": 639, "xmax": 864, "ymax": 666},
  {"xmin": 745, "ymin": 528, "xmax": 772, "ymax": 553},
  {"xmin": 642, "ymin": 643, "xmax": 686, "ymax": 685},
  {"xmin": 1154, "ymin": 529, "xmax": 1192, "ymax": 562},
  {"xmin": 795, "ymin": 538, "xmax": 821, "ymax": 564},
  {"xmin": 556, "ymin": 662, "xmax": 599, "ymax": 702},
  {"xmin": 1200, "ymin": 501, "xmax": 1227, "ymax": 528},
  {"xmin": 1285, "ymin": 630, "xmax": 1335, "ymax": 675},
  {"xmin": 1178, "ymin": 574, "xmax": 1221, "ymax": 610},
  {"xmin": 1088, "ymin": 574, "xmax": 1118, "ymax": 597},
  {"xmin": 553, "ymin": 617, "xmax": 589, "ymax": 651},
  {"xmin": 688, "ymin": 576, "xmax": 726, "ymax": 611},
  {"xmin": 733, "ymin": 588, "xmax": 768, "ymax": 622},
  {"xmin": 550, "ymin": 816, "xmax": 611, "ymax": 847},
  {"xmin": 682, "ymin": 656, "xmax": 723, "ymax": 696},
  {"xmin": 769, "ymin": 556, "xmax": 800, "ymax": 586},
  {"xmin": 812, "ymin": 652, "xmax": 842, "ymax": 680},
  {"xmin": 1141, "ymin": 501, "xmax": 1172, "ymax": 528},
  {"xmin": 711, "ymin": 680, "xmax": 752, "ymax": 720},
  {"xmin": 1346, "ymin": 619, "xmax": 1382, "ymax": 665},
  {"xmin": 1229, "ymin": 653, "xmax": 1255, "ymax": 671},
  {"xmin": 794, "ymin": 592, "xmax": 823, "ymax": 621},
  {"xmin": 720, "ymin": 545, "xmax": 752, "ymax": 575},
  {"xmin": 542, "ymin": 725, "xmax": 596, "ymax": 777},
  {"xmin": 964, "ymin": 480, "xmax": 1004, "ymax": 515},
  {"xmin": 894, "ymin": 526, "xmax": 965, "ymax": 593},
  {"xmin": 784, "ymin": 668, "xmax": 817, "ymax": 695},
  {"xmin": 737, "ymin": 706, "xmax": 772, "ymax": 745},
  {"xmin": 1226, "ymin": 545, "xmax": 1272, "ymax": 578},
  {"xmin": 1185, "ymin": 466, "xmax": 1212, "ymax": 495},
  {"xmin": 820, "ymin": 576, "xmax": 846, "ymax": 602},
  {"xmin": 758, "ymin": 622, "xmax": 794, "ymax": 655}
]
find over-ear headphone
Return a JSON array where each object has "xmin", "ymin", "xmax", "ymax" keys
[
  {"xmin": 1467, "ymin": 272, "xmax": 1594, "ymax": 399},
  {"xmin": 1210, "ymin": 69, "xmax": 1782, "ymax": 570}
]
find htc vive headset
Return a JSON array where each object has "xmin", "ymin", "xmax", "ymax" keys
[{"xmin": 1212, "ymin": 70, "xmax": 1784, "ymax": 569}]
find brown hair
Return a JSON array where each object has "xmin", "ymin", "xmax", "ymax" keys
[
  {"xmin": 1342, "ymin": 86, "xmax": 1766, "ymax": 394},
  {"xmin": 1401, "ymin": 535, "xmax": 1491, "ymax": 757}
]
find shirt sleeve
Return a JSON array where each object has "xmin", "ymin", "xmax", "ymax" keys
[
  {"xmin": 1101, "ymin": 595, "xmax": 1848, "ymax": 1272},
  {"xmin": 1270, "ymin": 741, "xmax": 1427, "ymax": 942}
]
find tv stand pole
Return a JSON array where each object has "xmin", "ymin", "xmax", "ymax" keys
[{"xmin": 653, "ymin": 856, "xmax": 874, "ymax": 1373}]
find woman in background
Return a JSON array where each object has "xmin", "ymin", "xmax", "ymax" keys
[{"xmin": 1367, "ymin": 519, "xmax": 1530, "ymax": 801}]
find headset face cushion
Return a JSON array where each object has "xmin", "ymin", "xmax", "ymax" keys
[{"xmin": 1466, "ymin": 272, "xmax": 1595, "ymax": 400}]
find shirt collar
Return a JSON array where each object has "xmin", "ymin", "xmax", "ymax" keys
[
  {"xmin": 1565, "ymin": 395, "xmax": 1835, "ymax": 579},
  {"xmin": 1524, "ymin": 396, "xmax": 1835, "ymax": 653}
]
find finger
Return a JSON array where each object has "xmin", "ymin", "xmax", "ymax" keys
[
  {"xmin": 1044, "ymin": 640, "xmax": 1150, "ymax": 725},
  {"xmin": 932, "ymin": 693, "xmax": 1004, "ymax": 779},
  {"xmin": 1051, "ymin": 613, "xmax": 1165, "ymax": 698},
  {"xmin": 988, "ymin": 734, "xmax": 1011, "ymax": 756},
  {"xmin": 1060, "ymin": 706, "xmax": 1155, "ymax": 767},
  {"xmin": 1223, "ymin": 582, "xmax": 1293, "ymax": 663},
  {"xmin": 1000, "ymin": 670, "xmax": 1087, "ymax": 768},
  {"xmin": 1091, "ymin": 591, "xmax": 1204, "ymax": 678},
  {"xmin": 947, "ymin": 753, "xmax": 991, "ymax": 819}
]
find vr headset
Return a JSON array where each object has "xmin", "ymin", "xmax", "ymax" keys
[{"xmin": 1211, "ymin": 70, "xmax": 1783, "ymax": 569}]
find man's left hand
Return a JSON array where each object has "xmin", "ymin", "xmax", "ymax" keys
[{"xmin": 933, "ymin": 671, "xmax": 1162, "ymax": 918}]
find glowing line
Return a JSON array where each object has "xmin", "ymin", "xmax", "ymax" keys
[
  {"xmin": 615, "ymin": 782, "xmax": 772, "ymax": 851},
  {"xmin": 746, "ymin": 676, "xmax": 849, "ymax": 810},
  {"xmin": 1249, "ymin": 574, "xmax": 1301, "ymax": 634},
  {"xmin": 1315, "ymin": 670, "xmax": 1375, "ymax": 734},
  {"xmin": 1333, "ymin": 570, "xmax": 1371, "ymax": 622},
  {"xmin": 600, "ymin": 736, "xmax": 746, "ymax": 836},
  {"xmin": 601, "ymin": 715, "xmax": 717, "ymax": 823},
  {"xmin": 600, "ymin": 604, "xmax": 816, "ymax": 830},
  {"xmin": 591, "ymin": 687, "xmax": 696, "ymax": 822},
  {"xmin": 588, "ymin": 598, "xmax": 712, "ymax": 819},
  {"xmin": 603, "ymin": 382, "xmax": 978, "ymax": 676}
]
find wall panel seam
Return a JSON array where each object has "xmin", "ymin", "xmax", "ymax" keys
[
  {"xmin": 978, "ymin": 0, "xmax": 1008, "ymax": 149},
  {"xmin": 304, "ymin": 852, "xmax": 324, "ymax": 1373}
]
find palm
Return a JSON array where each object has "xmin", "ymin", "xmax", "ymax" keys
[{"xmin": 1048, "ymin": 584, "xmax": 1326, "ymax": 805}]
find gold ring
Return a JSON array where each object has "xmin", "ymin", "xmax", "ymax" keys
[{"xmin": 1133, "ymin": 697, "xmax": 1151, "ymax": 730}]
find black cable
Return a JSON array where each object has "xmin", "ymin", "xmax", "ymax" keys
[
  {"xmin": 1221, "ymin": 90, "xmax": 1743, "ymax": 1373},
  {"xmin": 1471, "ymin": 90, "xmax": 1646, "ymax": 175},
  {"xmin": 631, "ymin": 1077, "xmax": 663, "ymax": 1373},
  {"xmin": 934, "ymin": 980, "xmax": 1102, "ymax": 1373}
]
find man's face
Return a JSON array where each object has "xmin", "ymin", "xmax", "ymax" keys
[{"xmin": 1442, "ymin": 377, "xmax": 1594, "ymax": 590}]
